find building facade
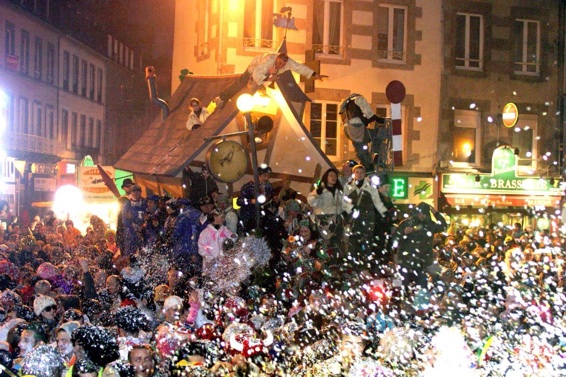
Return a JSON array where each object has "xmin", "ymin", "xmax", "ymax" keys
[
  {"xmin": 438, "ymin": 0, "xmax": 565, "ymax": 227},
  {"xmin": 172, "ymin": 0, "xmax": 565, "ymax": 222},
  {"xmin": 172, "ymin": 0, "xmax": 444, "ymax": 208}
]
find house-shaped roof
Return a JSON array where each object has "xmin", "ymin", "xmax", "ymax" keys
[{"xmin": 114, "ymin": 71, "xmax": 334, "ymax": 196}]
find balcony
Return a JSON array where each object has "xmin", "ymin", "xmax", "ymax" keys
[{"xmin": 1, "ymin": 132, "xmax": 66, "ymax": 157}]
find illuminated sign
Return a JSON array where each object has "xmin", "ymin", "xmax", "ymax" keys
[
  {"xmin": 502, "ymin": 102, "xmax": 519, "ymax": 128},
  {"xmin": 391, "ymin": 177, "xmax": 408, "ymax": 199}
]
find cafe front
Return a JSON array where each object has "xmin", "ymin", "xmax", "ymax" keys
[{"xmin": 439, "ymin": 146, "xmax": 564, "ymax": 230}]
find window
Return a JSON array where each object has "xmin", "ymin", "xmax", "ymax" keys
[
  {"xmin": 244, "ymin": 0, "xmax": 274, "ymax": 49},
  {"xmin": 90, "ymin": 64, "xmax": 95, "ymax": 99},
  {"xmin": 88, "ymin": 117, "xmax": 94, "ymax": 147},
  {"xmin": 310, "ymin": 102, "xmax": 339, "ymax": 157},
  {"xmin": 33, "ymin": 101, "xmax": 42, "ymax": 136},
  {"xmin": 46, "ymin": 43, "xmax": 55, "ymax": 83},
  {"xmin": 20, "ymin": 30, "xmax": 29, "ymax": 75},
  {"xmin": 34, "ymin": 37, "xmax": 42, "ymax": 80},
  {"xmin": 81, "ymin": 60, "xmax": 88, "ymax": 96},
  {"xmin": 514, "ymin": 19, "xmax": 540, "ymax": 75},
  {"xmin": 511, "ymin": 114, "xmax": 537, "ymax": 171},
  {"xmin": 313, "ymin": 0, "xmax": 343, "ymax": 56},
  {"xmin": 80, "ymin": 115, "xmax": 86, "ymax": 147},
  {"xmin": 71, "ymin": 113, "xmax": 78, "ymax": 147},
  {"xmin": 96, "ymin": 120, "xmax": 102, "ymax": 150},
  {"xmin": 97, "ymin": 68, "xmax": 103, "ymax": 102},
  {"xmin": 452, "ymin": 110, "xmax": 480, "ymax": 165},
  {"xmin": 61, "ymin": 110, "xmax": 69, "ymax": 147},
  {"xmin": 378, "ymin": 5, "xmax": 407, "ymax": 63},
  {"xmin": 455, "ymin": 13, "xmax": 483, "ymax": 70},
  {"xmin": 72, "ymin": 55, "xmax": 79, "ymax": 93},
  {"xmin": 5, "ymin": 22, "xmax": 15, "ymax": 56},
  {"xmin": 45, "ymin": 106, "xmax": 54, "ymax": 139},
  {"xmin": 18, "ymin": 97, "xmax": 29, "ymax": 134},
  {"xmin": 2, "ymin": 92, "xmax": 15, "ymax": 132},
  {"xmin": 196, "ymin": 0, "xmax": 210, "ymax": 56},
  {"xmin": 63, "ymin": 51, "xmax": 70, "ymax": 90}
]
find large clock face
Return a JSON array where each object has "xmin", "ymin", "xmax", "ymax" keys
[{"xmin": 206, "ymin": 140, "xmax": 249, "ymax": 183}]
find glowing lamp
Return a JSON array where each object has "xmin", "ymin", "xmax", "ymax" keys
[{"xmin": 236, "ymin": 93, "xmax": 254, "ymax": 113}]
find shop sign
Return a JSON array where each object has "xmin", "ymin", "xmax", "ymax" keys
[
  {"xmin": 34, "ymin": 177, "xmax": 56, "ymax": 192},
  {"xmin": 442, "ymin": 148, "xmax": 563, "ymax": 196},
  {"xmin": 78, "ymin": 166, "xmax": 115, "ymax": 199},
  {"xmin": 390, "ymin": 177, "xmax": 408, "ymax": 199}
]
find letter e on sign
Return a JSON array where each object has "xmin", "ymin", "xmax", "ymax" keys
[{"xmin": 502, "ymin": 103, "xmax": 519, "ymax": 128}]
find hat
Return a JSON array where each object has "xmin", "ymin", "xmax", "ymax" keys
[
  {"xmin": 198, "ymin": 196, "xmax": 213, "ymax": 206},
  {"xmin": 147, "ymin": 194, "xmax": 160, "ymax": 202},
  {"xmin": 258, "ymin": 165, "xmax": 272, "ymax": 175},
  {"xmin": 285, "ymin": 200, "xmax": 300, "ymax": 213},
  {"xmin": 121, "ymin": 178, "xmax": 134, "ymax": 189},
  {"xmin": 33, "ymin": 294, "xmax": 57, "ymax": 316},
  {"xmin": 163, "ymin": 295, "xmax": 183, "ymax": 311},
  {"xmin": 346, "ymin": 160, "xmax": 358, "ymax": 168},
  {"xmin": 154, "ymin": 284, "xmax": 171, "ymax": 302},
  {"xmin": 415, "ymin": 202, "xmax": 430, "ymax": 214},
  {"xmin": 352, "ymin": 164, "xmax": 366, "ymax": 172},
  {"xmin": 216, "ymin": 194, "xmax": 230, "ymax": 205},
  {"xmin": 57, "ymin": 321, "xmax": 81, "ymax": 338},
  {"xmin": 130, "ymin": 184, "xmax": 142, "ymax": 192},
  {"xmin": 379, "ymin": 174, "xmax": 391, "ymax": 186},
  {"xmin": 178, "ymin": 198, "xmax": 191, "ymax": 207}
]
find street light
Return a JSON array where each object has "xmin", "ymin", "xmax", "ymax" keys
[{"xmin": 237, "ymin": 93, "xmax": 261, "ymax": 233}]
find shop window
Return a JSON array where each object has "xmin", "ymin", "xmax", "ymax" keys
[
  {"xmin": 452, "ymin": 110, "xmax": 480, "ymax": 166},
  {"xmin": 514, "ymin": 19, "xmax": 540, "ymax": 76},
  {"xmin": 310, "ymin": 101, "xmax": 339, "ymax": 158},
  {"xmin": 244, "ymin": 0, "xmax": 275, "ymax": 49},
  {"xmin": 377, "ymin": 4, "xmax": 407, "ymax": 63},
  {"xmin": 313, "ymin": 0, "xmax": 344, "ymax": 57},
  {"xmin": 455, "ymin": 13, "xmax": 483, "ymax": 70}
]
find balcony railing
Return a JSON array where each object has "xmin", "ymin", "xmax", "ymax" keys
[
  {"xmin": 313, "ymin": 44, "xmax": 344, "ymax": 57},
  {"xmin": 1, "ymin": 132, "xmax": 66, "ymax": 156},
  {"xmin": 243, "ymin": 38, "xmax": 274, "ymax": 49}
]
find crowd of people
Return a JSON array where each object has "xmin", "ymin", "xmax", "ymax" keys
[{"xmin": 0, "ymin": 159, "xmax": 564, "ymax": 377}]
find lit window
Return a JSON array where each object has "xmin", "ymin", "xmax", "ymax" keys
[
  {"xmin": 378, "ymin": 5, "xmax": 407, "ymax": 63},
  {"xmin": 452, "ymin": 110, "xmax": 480, "ymax": 165},
  {"xmin": 313, "ymin": 0, "xmax": 344, "ymax": 56},
  {"xmin": 310, "ymin": 102, "xmax": 339, "ymax": 157},
  {"xmin": 244, "ymin": 0, "xmax": 275, "ymax": 49}
]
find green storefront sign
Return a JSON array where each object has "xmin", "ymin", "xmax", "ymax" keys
[{"xmin": 442, "ymin": 146, "xmax": 563, "ymax": 195}]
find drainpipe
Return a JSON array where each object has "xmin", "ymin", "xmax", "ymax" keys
[{"xmin": 145, "ymin": 66, "xmax": 169, "ymax": 120}]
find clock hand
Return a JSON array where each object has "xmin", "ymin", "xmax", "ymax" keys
[{"xmin": 219, "ymin": 147, "xmax": 235, "ymax": 167}]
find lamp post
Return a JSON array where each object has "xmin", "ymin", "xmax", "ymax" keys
[{"xmin": 236, "ymin": 94, "xmax": 261, "ymax": 234}]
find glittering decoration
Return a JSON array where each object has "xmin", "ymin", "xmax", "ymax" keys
[
  {"xmin": 21, "ymin": 344, "xmax": 64, "ymax": 377},
  {"xmin": 205, "ymin": 236, "xmax": 271, "ymax": 293}
]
